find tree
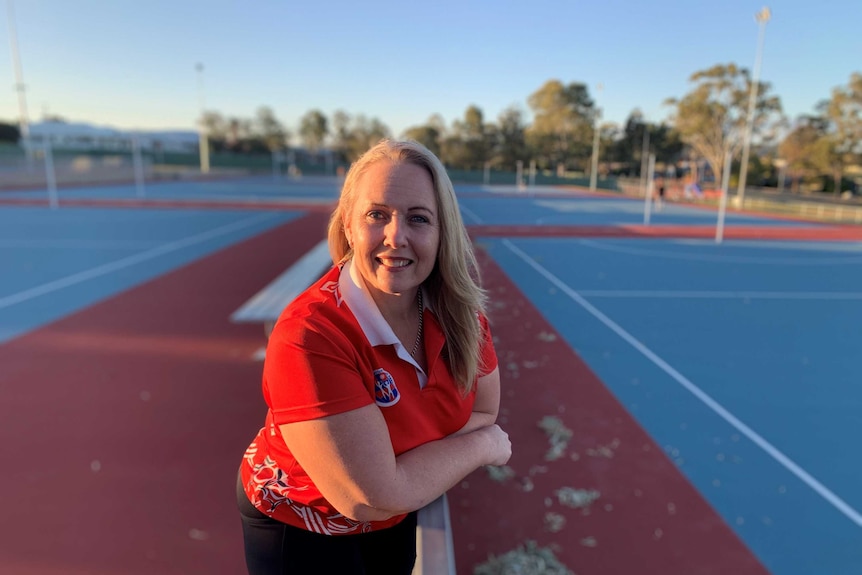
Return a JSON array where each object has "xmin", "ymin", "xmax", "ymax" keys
[
  {"xmin": 665, "ymin": 63, "xmax": 782, "ymax": 187},
  {"xmin": 255, "ymin": 106, "xmax": 288, "ymax": 152},
  {"xmin": 225, "ymin": 117, "xmax": 254, "ymax": 152},
  {"xmin": 201, "ymin": 111, "xmax": 227, "ymax": 141},
  {"xmin": 819, "ymin": 72, "xmax": 862, "ymax": 194},
  {"xmin": 403, "ymin": 124, "xmax": 443, "ymax": 158},
  {"xmin": 444, "ymin": 105, "xmax": 490, "ymax": 170},
  {"xmin": 0, "ymin": 122, "xmax": 21, "ymax": 144},
  {"xmin": 347, "ymin": 115, "xmax": 390, "ymax": 160},
  {"xmin": 299, "ymin": 109, "xmax": 329, "ymax": 152},
  {"xmin": 605, "ymin": 110, "xmax": 683, "ymax": 176},
  {"xmin": 526, "ymin": 80, "xmax": 595, "ymax": 172},
  {"xmin": 328, "ymin": 112, "xmax": 390, "ymax": 162},
  {"xmin": 492, "ymin": 106, "xmax": 528, "ymax": 170},
  {"xmin": 331, "ymin": 110, "xmax": 353, "ymax": 161},
  {"xmin": 778, "ymin": 115, "xmax": 828, "ymax": 193}
]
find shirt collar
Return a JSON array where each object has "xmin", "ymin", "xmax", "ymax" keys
[{"xmin": 339, "ymin": 259, "xmax": 427, "ymax": 376}]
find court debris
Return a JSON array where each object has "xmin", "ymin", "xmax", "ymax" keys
[
  {"xmin": 543, "ymin": 512, "xmax": 566, "ymax": 532},
  {"xmin": 486, "ymin": 464, "xmax": 516, "ymax": 483},
  {"xmin": 473, "ymin": 540, "xmax": 575, "ymax": 575},
  {"xmin": 537, "ymin": 415, "xmax": 573, "ymax": 461},
  {"xmin": 555, "ymin": 487, "xmax": 601, "ymax": 509}
]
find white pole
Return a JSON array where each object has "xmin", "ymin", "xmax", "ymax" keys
[
  {"xmin": 716, "ymin": 150, "xmax": 733, "ymax": 243},
  {"xmin": 529, "ymin": 159, "xmax": 536, "ymax": 188},
  {"xmin": 589, "ymin": 112, "xmax": 600, "ymax": 192},
  {"xmin": 483, "ymin": 161, "xmax": 490, "ymax": 186},
  {"xmin": 44, "ymin": 139, "xmax": 58, "ymax": 208},
  {"xmin": 195, "ymin": 63, "xmax": 210, "ymax": 174},
  {"xmin": 516, "ymin": 160, "xmax": 523, "ymax": 190},
  {"xmin": 6, "ymin": 0, "xmax": 32, "ymax": 169},
  {"xmin": 736, "ymin": 6, "xmax": 771, "ymax": 208},
  {"xmin": 589, "ymin": 83, "xmax": 603, "ymax": 192},
  {"xmin": 639, "ymin": 128, "xmax": 650, "ymax": 195},
  {"xmin": 643, "ymin": 153, "xmax": 655, "ymax": 225},
  {"xmin": 132, "ymin": 137, "xmax": 145, "ymax": 198}
]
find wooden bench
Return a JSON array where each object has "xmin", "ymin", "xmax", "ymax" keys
[
  {"xmin": 231, "ymin": 240, "xmax": 457, "ymax": 574},
  {"xmin": 230, "ymin": 239, "xmax": 332, "ymax": 337}
]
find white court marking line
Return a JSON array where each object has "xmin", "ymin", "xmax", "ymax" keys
[
  {"xmin": 503, "ymin": 238, "xmax": 862, "ymax": 528},
  {"xmin": 459, "ymin": 205, "xmax": 483, "ymax": 225},
  {"xmin": 0, "ymin": 212, "xmax": 282, "ymax": 311},
  {"xmin": 578, "ymin": 238, "xmax": 862, "ymax": 265},
  {"xmin": 0, "ymin": 239, "xmax": 157, "ymax": 249},
  {"xmin": 573, "ymin": 290, "xmax": 862, "ymax": 300}
]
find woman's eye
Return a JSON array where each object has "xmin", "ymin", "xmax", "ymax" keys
[
  {"xmin": 410, "ymin": 215, "xmax": 429, "ymax": 224},
  {"xmin": 366, "ymin": 211, "xmax": 385, "ymax": 220}
]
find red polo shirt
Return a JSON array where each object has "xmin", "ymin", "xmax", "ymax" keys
[{"xmin": 240, "ymin": 260, "xmax": 497, "ymax": 535}]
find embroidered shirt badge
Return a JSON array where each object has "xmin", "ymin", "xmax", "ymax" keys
[{"xmin": 373, "ymin": 368, "xmax": 400, "ymax": 407}]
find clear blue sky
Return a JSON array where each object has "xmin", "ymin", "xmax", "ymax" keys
[{"xmin": 2, "ymin": 0, "xmax": 860, "ymax": 138}]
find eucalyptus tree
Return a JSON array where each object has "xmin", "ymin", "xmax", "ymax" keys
[
  {"xmin": 402, "ymin": 124, "xmax": 443, "ymax": 158},
  {"xmin": 492, "ymin": 106, "xmax": 528, "ymax": 171},
  {"xmin": 665, "ymin": 63, "xmax": 782, "ymax": 188},
  {"xmin": 346, "ymin": 115, "xmax": 391, "ymax": 161},
  {"xmin": 606, "ymin": 110, "xmax": 684, "ymax": 176},
  {"xmin": 819, "ymin": 72, "xmax": 862, "ymax": 193},
  {"xmin": 255, "ymin": 106, "xmax": 289, "ymax": 152},
  {"xmin": 0, "ymin": 122, "xmax": 20, "ymax": 144},
  {"xmin": 299, "ymin": 109, "xmax": 329, "ymax": 153},
  {"xmin": 441, "ymin": 105, "xmax": 492, "ymax": 170},
  {"xmin": 526, "ymin": 80, "xmax": 594, "ymax": 173},
  {"xmin": 330, "ymin": 110, "xmax": 352, "ymax": 161},
  {"xmin": 329, "ymin": 112, "xmax": 390, "ymax": 162},
  {"xmin": 778, "ymin": 115, "xmax": 828, "ymax": 193},
  {"xmin": 200, "ymin": 111, "xmax": 227, "ymax": 143}
]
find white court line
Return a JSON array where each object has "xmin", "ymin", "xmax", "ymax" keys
[
  {"xmin": 573, "ymin": 290, "xmax": 862, "ymax": 300},
  {"xmin": 578, "ymin": 238, "xmax": 862, "ymax": 265},
  {"xmin": 0, "ymin": 239, "xmax": 156, "ymax": 249},
  {"xmin": 0, "ymin": 212, "xmax": 281, "ymax": 311},
  {"xmin": 503, "ymin": 238, "xmax": 862, "ymax": 528},
  {"xmin": 459, "ymin": 204, "xmax": 483, "ymax": 225}
]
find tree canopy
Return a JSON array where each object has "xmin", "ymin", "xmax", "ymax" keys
[{"xmin": 665, "ymin": 63, "xmax": 782, "ymax": 186}]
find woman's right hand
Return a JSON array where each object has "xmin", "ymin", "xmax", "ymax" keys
[{"xmin": 479, "ymin": 424, "xmax": 512, "ymax": 466}]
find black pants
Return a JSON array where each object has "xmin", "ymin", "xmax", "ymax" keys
[{"xmin": 236, "ymin": 474, "xmax": 417, "ymax": 574}]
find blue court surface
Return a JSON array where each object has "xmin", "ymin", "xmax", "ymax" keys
[
  {"xmin": 479, "ymin": 236, "xmax": 862, "ymax": 575},
  {"xmin": 1, "ymin": 178, "xmax": 861, "ymax": 574},
  {"xmin": 0, "ymin": 204, "xmax": 298, "ymax": 343}
]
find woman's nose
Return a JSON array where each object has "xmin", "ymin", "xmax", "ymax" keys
[{"xmin": 384, "ymin": 217, "xmax": 407, "ymax": 247}]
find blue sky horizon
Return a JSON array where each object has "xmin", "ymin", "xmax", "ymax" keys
[{"xmin": 2, "ymin": 0, "xmax": 860, "ymax": 139}]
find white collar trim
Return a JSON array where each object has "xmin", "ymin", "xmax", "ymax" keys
[{"xmin": 339, "ymin": 259, "xmax": 427, "ymax": 383}]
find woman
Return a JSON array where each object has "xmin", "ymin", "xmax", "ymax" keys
[{"xmin": 237, "ymin": 139, "xmax": 511, "ymax": 574}]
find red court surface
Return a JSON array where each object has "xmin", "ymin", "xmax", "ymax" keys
[
  {"xmin": 448, "ymin": 250, "xmax": 768, "ymax": 574},
  {"xmin": 0, "ymin": 209, "xmax": 767, "ymax": 574},
  {"xmin": 468, "ymin": 223, "xmax": 862, "ymax": 241},
  {"xmin": 0, "ymin": 212, "xmax": 328, "ymax": 574}
]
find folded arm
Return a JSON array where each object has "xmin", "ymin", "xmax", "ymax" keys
[
  {"xmin": 276, "ymin": 330, "xmax": 507, "ymax": 522},
  {"xmin": 280, "ymin": 400, "xmax": 510, "ymax": 522}
]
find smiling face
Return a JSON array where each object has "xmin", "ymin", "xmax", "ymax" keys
[{"xmin": 343, "ymin": 159, "xmax": 440, "ymax": 307}]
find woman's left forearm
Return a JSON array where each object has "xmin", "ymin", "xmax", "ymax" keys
[{"xmin": 454, "ymin": 410, "xmax": 497, "ymax": 436}]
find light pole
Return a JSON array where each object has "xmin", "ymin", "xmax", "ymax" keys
[
  {"xmin": 736, "ymin": 6, "xmax": 771, "ymax": 207},
  {"xmin": 589, "ymin": 83, "xmax": 603, "ymax": 192},
  {"xmin": 6, "ymin": 0, "xmax": 32, "ymax": 166},
  {"xmin": 196, "ymin": 63, "xmax": 210, "ymax": 174}
]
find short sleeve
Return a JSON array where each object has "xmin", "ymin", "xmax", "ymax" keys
[
  {"xmin": 478, "ymin": 312, "xmax": 498, "ymax": 377},
  {"xmin": 262, "ymin": 315, "xmax": 373, "ymax": 425}
]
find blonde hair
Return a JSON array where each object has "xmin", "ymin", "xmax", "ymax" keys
[{"xmin": 328, "ymin": 139, "xmax": 488, "ymax": 394}]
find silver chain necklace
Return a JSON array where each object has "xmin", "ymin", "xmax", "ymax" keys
[{"xmin": 410, "ymin": 289, "xmax": 423, "ymax": 358}]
